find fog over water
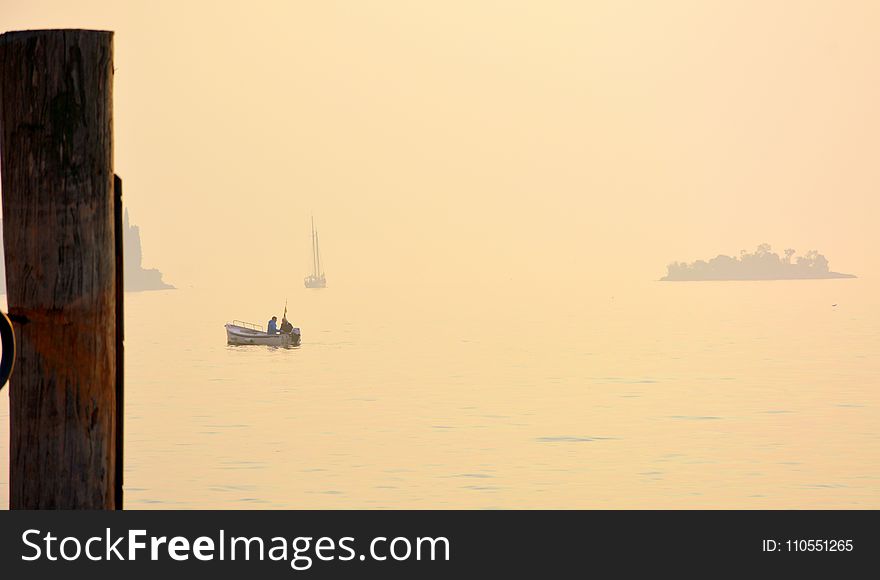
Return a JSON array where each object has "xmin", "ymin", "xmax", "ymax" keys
[
  {"xmin": 4, "ymin": 278, "xmax": 876, "ymax": 509},
  {"xmin": 1, "ymin": 1, "xmax": 879, "ymax": 508}
]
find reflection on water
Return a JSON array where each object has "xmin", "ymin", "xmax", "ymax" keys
[{"xmin": 1, "ymin": 278, "xmax": 879, "ymax": 508}]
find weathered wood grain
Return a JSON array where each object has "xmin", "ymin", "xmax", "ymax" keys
[{"xmin": 0, "ymin": 29, "xmax": 118, "ymax": 509}]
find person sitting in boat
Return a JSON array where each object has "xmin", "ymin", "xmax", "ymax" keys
[
  {"xmin": 267, "ymin": 316, "xmax": 278, "ymax": 334},
  {"xmin": 280, "ymin": 317, "xmax": 294, "ymax": 334}
]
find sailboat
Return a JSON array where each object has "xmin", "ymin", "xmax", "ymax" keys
[{"xmin": 304, "ymin": 217, "xmax": 327, "ymax": 288}]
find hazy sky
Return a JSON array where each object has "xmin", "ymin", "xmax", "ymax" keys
[{"xmin": 2, "ymin": 1, "xmax": 878, "ymax": 292}]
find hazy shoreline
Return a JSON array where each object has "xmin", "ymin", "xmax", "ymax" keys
[
  {"xmin": 661, "ymin": 272, "xmax": 857, "ymax": 281},
  {"xmin": 662, "ymin": 244, "xmax": 856, "ymax": 282}
]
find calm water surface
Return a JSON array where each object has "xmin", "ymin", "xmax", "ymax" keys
[{"xmin": 1, "ymin": 279, "xmax": 878, "ymax": 508}]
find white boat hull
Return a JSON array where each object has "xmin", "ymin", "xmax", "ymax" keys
[
  {"xmin": 304, "ymin": 274, "xmax": 326, "ymax": 288},
  {"xmin": 225, "ymin": 324, "xmax": 301, "ymax": 346}
]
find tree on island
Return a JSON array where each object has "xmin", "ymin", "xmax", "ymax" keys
[{"xmin": 662, "ymin": 244, "xmax": 855, "ymax": 281}]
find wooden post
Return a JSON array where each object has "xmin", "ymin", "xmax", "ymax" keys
[
  {"xmin": 114, "ymin": 174, "xmax": 125, "ymax": 510},
  {"xmin": 0, "ymin": 29, "xmax": 119, "ymax": 509}
]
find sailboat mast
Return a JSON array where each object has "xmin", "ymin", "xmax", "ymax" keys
[
  {"xmin": 311, "ymin": 216, "xmax": 318, "ymax": 277},
  {"xmin": 315, "ymin": 227, "xmax": 322, "ymax": 276}
]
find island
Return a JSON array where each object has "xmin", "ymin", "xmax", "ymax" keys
[
  {"xmin": 0, "ymin": 211, "xmax": 174, "ymax": 293},
  {"xmin": 662, "ymin": 244, "xmax": 856, "ymax": 281},
  {"xmin": 121, "ymin": 209, "xmax": 174, "ymax": 291}
]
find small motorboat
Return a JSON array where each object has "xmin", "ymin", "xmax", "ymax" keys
[{"xmin": 225, "ymin": 320, "xmax": 301, "ymax": 347}]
